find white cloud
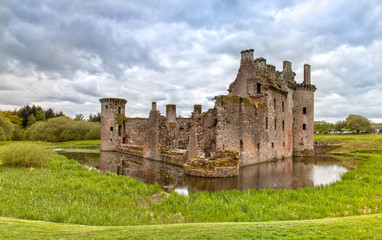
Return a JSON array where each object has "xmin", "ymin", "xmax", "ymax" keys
[{"xmin": 0, "ymin": 0, "xmax": 381, "ymax": 122}]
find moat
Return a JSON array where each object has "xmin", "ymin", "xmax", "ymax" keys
[{"xmin": 56, "ymin": 150, "xmax": 348, "ymax": 195}]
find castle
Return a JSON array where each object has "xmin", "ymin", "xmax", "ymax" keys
[{"xmin": 100, "ymin": 49, "xmax": 316, "ymax": 177}]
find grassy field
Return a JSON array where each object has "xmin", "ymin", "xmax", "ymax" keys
[
  {"xmin": 315, "ymin": 133, "xmax": 382, "ymax": 153},
  {"xmin": 0, "ymin": 151, "xmax": 381, "ymax": 226},
  {"xmin": 1, "ymin": 214, "xmax": 381, "ymax": 239},
  {"xmin": 0, "ymin": 135, "xmax": 381, "ymax": 238}
]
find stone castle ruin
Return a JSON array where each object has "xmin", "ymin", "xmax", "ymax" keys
[{"xmin": 100, "ymin": 49, "xmax": 316, "ymax": 177}]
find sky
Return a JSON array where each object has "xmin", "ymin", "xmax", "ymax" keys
[{"xmin": 0, "ymin": 0, "xmax": 381, "ymax": 122}]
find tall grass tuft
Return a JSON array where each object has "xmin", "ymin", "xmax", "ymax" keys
[{"xmin": 0, "ymin": 142, "xmax": 51, "ymax": 167}]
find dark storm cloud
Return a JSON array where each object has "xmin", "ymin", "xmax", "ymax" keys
[{"xmin": 0, "ymin": 0, "xmax": 381, "ymax": 121}]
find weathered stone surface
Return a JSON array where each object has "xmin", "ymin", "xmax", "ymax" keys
[
  {"xmin": 99, "ymin": 98, "xmax": 127, "ymax": 151},
  {"xmin": 100, "ymin": 48, "xmax": 316, "ymax": 177}
]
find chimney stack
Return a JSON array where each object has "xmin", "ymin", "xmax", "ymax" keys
[{"xmin": 304, "ymin": 64, "xmax": 311, "ymax": 85}]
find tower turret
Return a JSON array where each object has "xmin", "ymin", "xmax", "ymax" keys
[
  {"xmin": 292, "ymin": 65, "xmax": 316, "ymax": 156},
  {"xmin": 99, "ymin": 98, "xmax": 127, "ymax": 151}
]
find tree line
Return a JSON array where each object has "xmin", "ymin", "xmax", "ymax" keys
[
  {"xmin": 315, "ymin": 114, "xmax": 374, "ymax": 134},
  {"xmin": 0, "ymin": 105, "xmax": 101, "ymax": 142}
]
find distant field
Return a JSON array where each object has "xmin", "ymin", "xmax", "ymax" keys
[
  {"xmin": 314, "ymin": 133, "xmax": 382, "ymax": 153},
  {"xmin": 1, "ymin": 214, "xmax": 381, "ymax": 239}
]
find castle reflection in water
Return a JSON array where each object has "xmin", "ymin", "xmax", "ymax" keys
[{"xmin": 98, "ymin": 152, "xmax": 347, "ymax": 194}]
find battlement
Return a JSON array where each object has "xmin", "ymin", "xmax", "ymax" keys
[
  {"xmin": 99, "ymin": 98, "xmax": 127, "ymax": 104},
  {"xmin": 240, "ymin": 49, "xmax": 254, "ymax": 63}
]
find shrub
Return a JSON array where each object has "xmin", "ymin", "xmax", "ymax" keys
[
  {"xmin": 0, "ymin": 112, "xmax": 14, "ymax": 141},
  {"xmin": 23, "ymin": 117, "xmax": 100, "ymax": 142},
  {"xmin": 0, "ymin": 142, "xmax": 52, "ymax": 167}
]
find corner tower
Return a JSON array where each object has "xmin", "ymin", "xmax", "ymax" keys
[
  {"xmin": 99, "ymin": 98, "xmax": 127, "ymax": 151},
  {"xmin": 293, "ymin": 64, "xmax": 316, "ymax": 156}
]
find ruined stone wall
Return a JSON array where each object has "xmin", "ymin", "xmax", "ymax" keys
[
  {"xmin": 143, "ymin": 109, "xmax": 161, "ymax": 160},
  {"xmin": 176, "ymin": 118, "xmax": 193, "ymax": 149},
  {"xmin": 125, "ymin": 118, "xmax": 147, "ymax": 145},
  {"xmin": 263, "ymin": 89, "xmax": 290, "ymax": 161},
  {"xmin": 229, "ymin": 49, "xmax": 256, "ymax": 97},
  {"xmin": 99, "ymin": 98, "xmax": 127, "ymax": 151}
]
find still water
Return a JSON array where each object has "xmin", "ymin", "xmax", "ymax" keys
[{"xmin": 56, "ymin": 150, "xmax": 348, "ymax": 194}]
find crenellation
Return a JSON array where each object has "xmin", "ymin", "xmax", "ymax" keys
[
  {"xmin": 240, "ymin": 49, "xmax": 254, "ymax": 63},
  {"xmin": 100, "ymin": 48, "xmax": 316, "ymax": 177}
]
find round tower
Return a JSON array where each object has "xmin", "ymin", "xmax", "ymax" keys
[
  {"xmin": 293, "ymin": 65, "xmax": 316, "ymax": 156},
  {"xmin": 99, "ymin": 98, "xmax": 127, "ymax": 151}
]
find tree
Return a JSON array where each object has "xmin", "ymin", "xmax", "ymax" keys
[
  {"xmin": 0, "ymin": 112, "xmax": 14, "ymax": 141},
  {"xmin": 17, "ymin": 105, "xmax": 43, "ymax": 127},
  {"xmin": 334, "ymin": 120, "xmax": 346, "ymax": 132},
  {"xmin": 27, "ymin": 114, "xmax": 36, "ymax": 126},
  {"xmin": 314, "ymin": 121, "xmax": 334, "ymax": 133},
  {"xmin": 45, "ymin": 108, "xmax": 55, "ymax": 119},
  {"xmin": 345, "ymin": 114, "xmax": 372, "ymax": 133},
  {"xmin": 17, "ymin": 104, "xmax": 32, "ymax": 127},
  {"xmin": 2, "ymin": 111, "xmax": 22, "ymax": 126},
  {"xmin": 74, "ymin": 114, "xmax": 85, "ymax": 121},
  {"xmin": 35, "ymin": 110, "xmax": 46, "ymax": 121},
  {"xmin": 88, "ymin": 112, "xmax": 101, "ymax": 123}
]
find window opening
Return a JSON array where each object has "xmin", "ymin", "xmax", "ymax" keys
[
  {"xmin": 118, "ymin": 106, "xmax": 121, "ymax": 114},
  {"xmin": 110, "ymin": 127, "xmax": 113, "ymax": 131},
  {"xmin": 282, "ymin": 102, "xmax": 284, "ymax": 112},
  {"xmin": 303, "ymin": 124, "xmax": 306, "ymax": 130},
  {"xmin": 274, "ymin": 99, "xmax": 276, "ymax": 110},
  {"xmin": 118, "ymin": 125, "xmax": 122, "ymax": 137},
  {"xmin": 266, "ymin": 117, "xmax": 268, "ymax": 130},
  {"xmin": 282, "ymin": 120, "xmax": 285, "ymax": 131},
  {"xmin": 257, "ymin": 83, "xmax": 261, "ymax": 94},
  {"xmin": 303, "ymin": 107, "xmax": 307, "ymax": 114}
]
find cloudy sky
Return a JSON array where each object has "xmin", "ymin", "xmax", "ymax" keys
[{"xmin": 1, "ymin": 0, "xmax": 381, "ymax": 122}]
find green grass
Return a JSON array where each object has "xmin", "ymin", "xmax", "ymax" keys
[
  {"xmin": 0, "ymin": 146, "xmax": 382, "ymax": 226},
  {"xmin": 1, "ymin": 214, "xmax": 381, "ymax": 239},
  {"xmin": 315, "ymin": 133, "xmax": 382, "ymax": 153},
  {"xmin": 0, "ymin": 142, "xmax": 52, "ymax": 167},
  {"xmin": 0, "ymin": 140, "xmax": 100, "ymax": 150},
  {"xmin": 1, "ymin": 137, "xmax": 382, "ymax": 238},
  {"xmin": 48, "ymin": 139, "xmax": 100, "ymax": 149}
]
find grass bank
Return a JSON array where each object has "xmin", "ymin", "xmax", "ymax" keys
[
  {"xmin": 1, "ymin": 214, "xmax": 381, "ymax": 239},
  {"xmin": 0, "ymin": 140, "xmax": 100, "ymax": 150},
  {"xmin": 0, "ymin": 142, "xmax": 382, "ymax": 226}
]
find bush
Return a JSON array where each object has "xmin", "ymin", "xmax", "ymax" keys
[
  {"xmin": 0, "ymin": 112, "xmax": 14, "ymax": 141},
  {"xmin": 23, "ymin": 117, "xmax": 100, "ymax": 142},
  {"xmin": 0, "ymin": 142, "xmax": 52, "ymax": 167}
]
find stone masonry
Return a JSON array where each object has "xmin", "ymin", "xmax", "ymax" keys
[{"xmin": 100, "ymin": 49, "xmax": 316, "ymax": 176}]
